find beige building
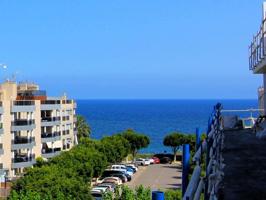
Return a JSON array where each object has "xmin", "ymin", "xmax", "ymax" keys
[{"xmin": 0, "ymin": 81, "xmax": 77, "ymax": 182}]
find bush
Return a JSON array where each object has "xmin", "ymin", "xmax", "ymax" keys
[{"xmin": 164, "ymin": 189, "xmax": 182, "ymax": 200}]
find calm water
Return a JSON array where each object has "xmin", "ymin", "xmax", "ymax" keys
[{"xmin": 76, "ymin": 99, "xmax": 257, "ymax": 153}]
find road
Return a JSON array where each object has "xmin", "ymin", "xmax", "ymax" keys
[{"xmin": 126, "ymin": 162, "xmax": 182, "ymax": 190}]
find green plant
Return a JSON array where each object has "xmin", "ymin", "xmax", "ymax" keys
[{"xmin": 164, "ymin": 189, "xmax": 182, "ymax": 200}]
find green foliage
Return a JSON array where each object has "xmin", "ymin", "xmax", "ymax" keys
[
  {"xmin": 164, "ymin": 189, "xmax": 182, "ymax": 200},
  {"xmin": 163, "ymin": 132, "xmax": 187, "ymax": 162},
  {"xmin": 9, "ymin": 129, "xmax": 151, "ymax": 199},
  {"xmin": 103, "ymin": 191, "xmax": 113, "ymax": 200},
  {"xmin": 135, "ymin": 185, "xmax": 151, "ymax": 200},
  {"xmin": 34, "ymin": 157, "xmax": 46, "ymax": 168},
  {"xmin": 103, "ymin": 185, "xmax": 152, "ymax": 200},
  {"xmin": 120, "ymin": 186, "xmax": 136, "ymax": 200},
  {"xmin": 121, "ymin": 129, "xmax": 150, "ymax": 159},
  {"xmin": 77, "ymin": 115, "xmax": 91, "ymax": 140}
]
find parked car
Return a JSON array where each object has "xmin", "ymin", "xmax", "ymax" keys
[
  {"xmin": 102, "ymin": 177, "xmax": 123, "ymax": 185},
  {"xmin": 146, "ymin": 158, "xmax": 154, "ymax": 164},
  {"xmin": 91, "ymin": 191, "xmax": 103, "ymax": 200},
  {"xmin": 152, "ymin": 157, "xmax": 160, "ymax": 164},
  {"xmin": 91, "ymin": 186, "xmax": 110, "ymax": 193},
  {"xmin": 97, "ymin": 183, "xmax": 116, "ymax": 193},
  {"xmin": 124, "ymin": 172, "xmax": 132, "ymax": 181},
  {"xmin": 91, "ymin": 186, "xmax": 109, "ymax": 200},
  {"xmin": 160, "ymin": 157, "xmax": 172, "ymax": 164},
  {"xmin": 110, "ymin": 173, "xmax": 128, "ymax": 183},
  {"xmin": 126, "ymin": 166, "xmax": 136, "ymax": 173},
  {"xmin": 135, "ymin": 158, "xmax": 150, "ymax": 166},
  {"xmin": 111, "ymin": 165, "xmax": 133, "ymax": 176},
  {"xmin": 126, "ymin": 164, "xmax": 138, "ymax": 172}
]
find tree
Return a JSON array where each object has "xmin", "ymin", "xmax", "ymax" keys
[
  {"xmin": 76, "ymin": 115, "xmax": 91, "ymax": 141},
  {"xmin": 121, "ymin": 129, "xmax": 150, "ymax": 160},
  {"xmin": 163, "ymin": 132, "xmax": 187, "ymax": 162}
]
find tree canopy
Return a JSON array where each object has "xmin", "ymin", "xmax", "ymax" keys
[
  {"xmin": 76, "ymin": 115, "xmax": 91, "ymax": 141},
  {"xmin": 163, "ymin": 132, "xmax": 192, "ymax": 162},
  {"xmin": 121, "ymin": 129, "xmax": 150, "ymax": 159}
]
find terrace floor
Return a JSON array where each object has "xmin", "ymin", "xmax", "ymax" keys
[{"xmin": 220, "ymin": 129, "xmax": 266, "ymax": 200}]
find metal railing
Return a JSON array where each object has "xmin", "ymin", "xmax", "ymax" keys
[
  {"xmin": 41, "ymin": 132, "xmax": 61, "ymax": 138},
  {"xmin": 13, "ymin": 101, "xmax": 35, "ymax": 106},
  {"xmin": 41, "ymin": 100, "xmax": 60, "ymax": 105},
  {"xmin": 221, "ymin": 108, "xmax": 262, "ymax": 129},
  {"xmin": 41, "ymin": 116, "xmax": 60, "ymax": 122},
  {"xmin": 183, "ymin": 103, "xmax": 223, "ymax": 200},
  {"xmin": 12, "ymin": 119, "xmax": 35, "ymax": 126},
  {"xmin": 249, "ymin": 18, "xmax": 266, "ymax": 71},
  {"xmin": 12, "ymin": 154, "xmax": 35, "ymax": 163}
]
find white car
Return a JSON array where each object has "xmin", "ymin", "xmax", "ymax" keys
[
  {"xmin": 135, "ymin": 158, "xmax": 150, "ymax": 166},
  {"xmin": 102, "ymin": 177, "xmax": 123, "ymax": 185},
  {"xmin": 147, "ymin": 158, "xmax": 154, "ymax": 164},
  {"xmin": 111, "ymin": 165, "xmax": 133, "ymax": 176}
]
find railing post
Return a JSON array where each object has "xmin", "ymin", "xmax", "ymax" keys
[
  {"xmin": 152, "ymin": 191, "xmax": 164, "ymax": 200},
  {"xmin": 196, "ymin": 128, "xmax": 201, "ymax": 151},
  {"xmin": 182, "ymin": 144, "xmax": 190, "ymax": 197}
]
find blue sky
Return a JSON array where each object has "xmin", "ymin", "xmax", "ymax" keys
[{"xmin": 0, "ymin": 0, "xmax": 264, "ymax": 99}]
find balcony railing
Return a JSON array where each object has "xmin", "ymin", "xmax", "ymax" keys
[
  {"xmin": 41, "ymin": 100, "xmax": 60, "ymax": 105},
  {"xmin": 41, "ymin": 117, "xmax": 60, "ymax": 122},
  {"xmin": 41, "ymin": 132, "xmax": 60, "ymax": 138},
  {"xmin": 12, "ymin": 119, "xmax": 35, "ymax": 126},
  {"xmin": 42, "ymin": 148, "xmax": 61, "ymax": 154},
  {"xmin": 12, "ymin": 137, "xmax": 35, "ymax": 145},
  {"xmin": 13, "ymin": 101, "xmax": 35, "ymax": 106},
  {"xmin": 249, "ymin": 18, "xmax": 266, "ymax": 71},
  {"xmin": 62, "ymin": 100, "xmax": 73, "ymax": 104},
  {"xmin": 12, "ymin": 154, "xmax": 35, "ymax": 163}
]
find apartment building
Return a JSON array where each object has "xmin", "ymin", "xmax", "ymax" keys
[{"xmin": 0, "ymin": 81, "xmax": 77, "ymax": 182}]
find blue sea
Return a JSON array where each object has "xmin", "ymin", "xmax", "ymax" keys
[{"xmin": 76, "ymin": 99, "xmax": 258, "ymax": 153}]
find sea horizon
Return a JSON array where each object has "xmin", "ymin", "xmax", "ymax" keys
[{"xmin": 76, "ymin": 99, "xmax": 258, "ymax": 153}]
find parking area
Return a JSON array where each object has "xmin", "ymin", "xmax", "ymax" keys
[{"xmin": 126, "ymin": 162, "xmax": 182, "ymax": 190}]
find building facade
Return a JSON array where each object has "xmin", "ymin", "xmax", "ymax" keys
[
  {"xmin": 0, "ymin": 81, "xmax": 77, "ymax": 181},
  {"xmin": 249, "ymin": 2, "xmax": 266, "ymax": 113}
]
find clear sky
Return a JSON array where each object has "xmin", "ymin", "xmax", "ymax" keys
[{"xmin": 0, "ymin": 0, "xmax": 264, "ymax": 99}]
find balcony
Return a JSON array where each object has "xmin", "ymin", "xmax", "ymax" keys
[
  {"xmin": 62, "ymin": 130, "xmax": 70, "ymax": 136},
  {"xmin": 0, "ymin": 101, "xmax": 3, "ymax": 113},
  {"xmin": 11, "ymin": 101, "xmax": 35, "ymax": 112},
  {"xmin": 41, "ymin": 117, "xmax": 60, "ymax": 127},
  {"xmin": 42, "ymin": 148, "xmax": 61, "ymax": 159},
  {"xmin": 62, "ymin": 116, "xmax": 70, "ymax": 121},
  {"xmin": 41, "ymin": 100, "xmax": 61, "ymax": 110},
  {"xmin": 11, "ymin": 137, "xmax": 35, "ymax": 150},
  {"xmin": 11, "ymin": 119, "xmax": 35, "ymax": 131},
  {"xmin": 12, "ymin": 154, "xmax": 36, "ymax": 169},
  {"xmin": 0, "ymin": 144, "xmax": 3, "ymax": 155},
  {"xmin": 62, "ymin": 100, "xmax": 73, "ymax": 104},
  {"xmin": 0, "ymin": 123, "xmax": 3, "ymax": 135},
  {"xmin": 41, "ymin": 132, "xmax": 61, "ymax": 143},
  {"xmin": 63, "ymin": 143, "xmax": 71, "ymax": 150}
]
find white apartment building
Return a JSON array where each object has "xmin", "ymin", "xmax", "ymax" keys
[{"xmin": 0, "ymin": 81, "xmax": 77, "ymax": 181}]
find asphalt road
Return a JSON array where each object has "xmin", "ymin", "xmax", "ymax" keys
[{"xmin": 126, "ymin": 162, "xmax": 182, "ymax": 190}]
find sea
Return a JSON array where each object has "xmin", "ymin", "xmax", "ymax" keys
[{"xmin": 76, "ymin": 99, "xmax": 258, "ymax": 154}]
